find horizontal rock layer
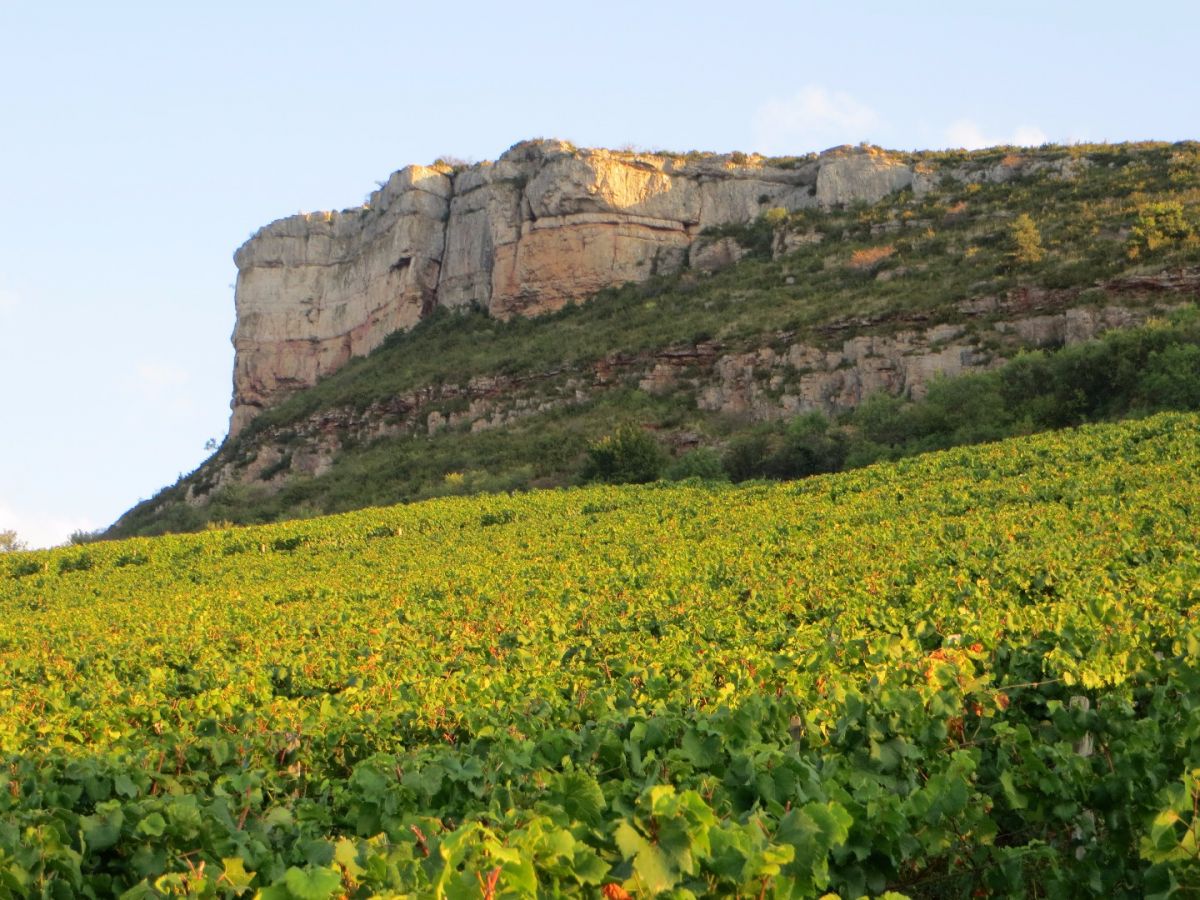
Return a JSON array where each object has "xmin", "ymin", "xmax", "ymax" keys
[
  {"xmin": 230, "ymin": 141, "xmax": 920, "ymax": 433},
  {"xmin": 189, "ymin": 277, "xmax": 1193, "ymax": 503}
]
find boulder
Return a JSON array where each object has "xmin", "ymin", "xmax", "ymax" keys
[{"xmin": 689, "ymin": 236, "xmax": 749, "ymax": 273}]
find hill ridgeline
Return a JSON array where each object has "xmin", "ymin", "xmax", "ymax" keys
[{"xmin": 111, "ymin": 139, "xmax": 1200, "ymax": 536}]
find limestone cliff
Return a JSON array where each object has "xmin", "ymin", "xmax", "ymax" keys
[
  {"xmin": 107, "ymin": 140, "xmax": 1200, "ymax": 539},
  {"xmin": 230, "ymin": 140, "xmax": 918, "ymax": 433}
]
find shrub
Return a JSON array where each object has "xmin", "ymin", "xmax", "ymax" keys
[
  {"xmin": 433, "ymin": 155, "xmax": 472, "ymax": 170},
  {"xmin": 1127, "ymin": 201, "xmax": 1195, "ymax": 259},
  {"xmin": 914, "ymin": 374, "xmax": 1011, "ymax": 448},
  {"xmin": 665, "ymin": 448, "xmax": 727, "ymax": 481},
  {"xmin": 766, "ymin": 412, "xmax": 848, "ymax": 478},
  {"xmin": 8, "ymin": 559, "xmax": 43, "ymax": 578},
  {"xmin": 762, "ymin": 207, "xmax": 789, "ymax": 227},
  {"xmin": 0, "ymin": 530, "xmax": 24, "ymax": 553},
  {"xmin": 1139, "ymin": 343, "xmax": 1200, "ymax": 410},
  {"xmin": 1168, "ymin": 148, "xmax": 1200, "ymax": 186},
  {"xmin": 479, "ymin": 510, "xmax": 516, "ymax": 527},
  {"xmin": 582, "ymin": 425, "xmax": 666, "ymax": 484},
  {"xmin": 699, "ymin": 217, "xmax": 776, "ymax": 259},
  {"xmin": 1008, "ymin": 213, "xmax": 1045, "ymax": 266},
  {"xmin": 846, "ymin": 244, "xmax": 896, "ymax": 272},
  {"xmin": 851, "ymin": 392, "xmax": 919, "ymax": 448},
  {"xmin": 721, "ymin": 431, "xmax": 774, "ymax": 482},
  {"xmin": 57, "ymin": 553, "xmax": 93, "ymax": 574}
]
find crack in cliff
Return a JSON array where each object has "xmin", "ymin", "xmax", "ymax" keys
[{"xmin": 432, "ymin": 171, "xmax": 457, "ymax": 308}]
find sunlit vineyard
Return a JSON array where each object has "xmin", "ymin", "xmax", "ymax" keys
[{"xmin": 3, "ymin": 413, "xmax": 1200, "ymax": 898}]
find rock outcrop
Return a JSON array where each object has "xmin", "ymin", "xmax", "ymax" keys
[
  {"xmin": 231, "ymin": 166, "xmax": 452, "ymax": 433},
  {"xmin": 192, "ymin": 283, "xmax": 1187, "ymax": 506},
  {"xmin": 230, "ymin": 140, "xmax": 922, "ymax": 433},
  {"xmin": 813, "ymin": 146, "xmax": 915, "ymax": 206}
]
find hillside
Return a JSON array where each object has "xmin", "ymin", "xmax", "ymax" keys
[
  {"xmin": 5, "ymin": 412, "xmax": 1200, "ymax": 896},
  {"xmin": 108, "ymin": 140, "xmax": 1200, "ymax": 538},
  {"xmin": 225, "ymin": 140, "xmax": 935, "ymax": 433}
]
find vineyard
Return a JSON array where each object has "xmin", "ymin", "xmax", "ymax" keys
[{"xmin": 3, "ymin": 412, "xmax": 1200, "ymax": 898}]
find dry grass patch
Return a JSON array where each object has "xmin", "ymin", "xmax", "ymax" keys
[{"xmin": 847, "ymin": 244, "xmax": 897, "ymax": 271}]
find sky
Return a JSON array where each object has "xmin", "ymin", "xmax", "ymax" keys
[{"xmin": 1, "ymin": 1, "xmax": 1197, "ymax": 548}]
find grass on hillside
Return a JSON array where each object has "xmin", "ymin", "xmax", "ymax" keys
[{"xmin": 111, "ymin": 308, "xmax": 1200, "ymax": 537}]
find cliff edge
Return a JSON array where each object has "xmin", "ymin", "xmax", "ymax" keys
[{"xmin": 230, "ymin": 140, "xmax": 919, "ymax": 433}]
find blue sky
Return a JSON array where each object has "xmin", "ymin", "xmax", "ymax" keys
[{"xmin": 1, "ymin": 1, "xmax": 1196, "ymax": 547}]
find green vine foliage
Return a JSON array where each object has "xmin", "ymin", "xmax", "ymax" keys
[{"xmin": 3, "ymin": 412, "xmax": 1200, "ymax": 897}]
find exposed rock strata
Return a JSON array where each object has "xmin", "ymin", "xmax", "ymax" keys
[
  {"xmin": 190, "ymin": 279, "xmax": 1189, "ymax": 505},
  {"xmin": 230, "ymin": 141, "xmax": 922, "ymax": 433}
]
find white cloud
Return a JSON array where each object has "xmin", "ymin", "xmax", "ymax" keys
[
  {"xmin": 0, "ymin": 500, "xmax": 96, "ymax": 550},
  {"xmin": 944, "ymin": 119, "xmax": 1049, "ymax": 151},
  {"xmin": 752, "ymin": 85, "xmax": 879, "ymax": 155}
]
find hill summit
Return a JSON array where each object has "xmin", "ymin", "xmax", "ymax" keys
[
  {"xmin": 111, "ymin": 140, "xmax": 1200, "ymax": 537},
  {"xmin": 231, "ymin": 140, "xmax": 930, "ymax": 433}
]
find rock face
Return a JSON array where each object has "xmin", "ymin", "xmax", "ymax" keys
[
  {"xmin": 231, "ymin": 166, "xmax": 452, "ymax": 434},
  {"xmin": 813, "ymin": 146, "xmax": 915, "ymax": 206},
  {"xmin": 230, "ymin": 140, "xmax": 919, "ymax": 433}
]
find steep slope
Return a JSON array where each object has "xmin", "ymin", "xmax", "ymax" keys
[
  {"xmin": 230, "ymin": 140, "xmax": 920, "ymax": 433},
  {"xmin": 113, "ymin": 141, "xmax": 1200, "ymax": 536},
  {"xmin": 8, "ymin": 413, "xmax": 1200, "ymax": 896}
]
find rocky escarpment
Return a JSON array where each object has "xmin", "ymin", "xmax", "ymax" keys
[
  {"xmin": 231, "ymin": 140, "xmax": 923, "ymax": 433},
  {"xmin": 108, "ymin": 140, "xmax": 1200, "ymax": 537},
  {"xmin": 191, "ymin": 274, "xmax": 1195, "ymax": 503}
]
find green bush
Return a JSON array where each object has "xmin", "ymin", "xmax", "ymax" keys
[
  {"xmin": 1139, "ymin": 343, "xmax": 1200, "ymax": 410},
  {"xmin": 581, "ymin": 425, "xmax": 667, "ymax": 484},
  {"xmin": 915, "ymin": 374, "xmax": 1011, "ymax": 447},
  {"xmin": 721, "ymin": 431, "xmax": 774, "ymax": 482},
  {"xmin": 664, "ymin": 448, "xmax": 727, "ymax": 481},
  {"xmin": 56, "ymin": 553, "xmax": 93, "ymax": 574},
  {"xmin": 765, "ymin": 412, "xmax": 848, "ymax": 478},
  {"xmin": 719, "ymin": 414, "xmax": 847, "ymax": 482},
  {"xmin": 1128, "ymin": 201, "xmax": 1195, "ymax": 259},
  {"xmin": 852, "ymin": 392, "xmax": 920, "ymax": 449}
]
